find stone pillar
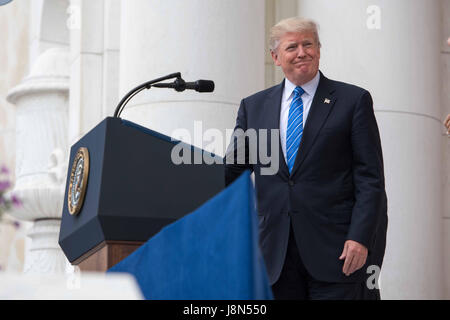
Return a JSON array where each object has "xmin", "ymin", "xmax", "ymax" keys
[
  {"xmin": 0, "ymin": 0, "xmax": 31, "ymax": 273},
  {"xmin": 68, "ymin": 0, "xmax": 105, "ymax": 144},
  {"xmin": 297, "ymin": 0, "xmax": 444, "ymax": 298},
  {"xmin": 68, "ymin": 0, "xmax": 121, "ymax": 143},
  {"xmin": 6, "ymin": 48, "xmax": 70, "ymax": 274},
  {"xmin": 119, "ymin": 0, "xmax": 265, "ymax": 155},
  {"xmin": 441, "ymin": 0, "xmax": 450, "ymax": 300},
  {"xmin": 265, "ymin": 0, "xmax": 298, "ymax": 88}
]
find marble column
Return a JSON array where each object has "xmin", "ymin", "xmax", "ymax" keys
[
  {"xmin": 297, "ymin": 0, "xmax": 444, "ymax": 298},
  {"xmin": 441, "ymin": 0, "xmax": 450, "ymax": 300},
  {"xmin": 6, "ymin": 48, "xmax": 70, "ymax": 274},
  {"xmin": 119, "ymin": 0, "xmax": 265, "ymax": 155}
]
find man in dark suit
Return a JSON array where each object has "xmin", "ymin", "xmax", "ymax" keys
[{"xmin": 225, "ymin": 17, "xmax": 388, "ymax": 300}]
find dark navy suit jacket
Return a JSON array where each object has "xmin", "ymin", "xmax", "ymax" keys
[{"xmin": 225, "ymin": 71, "xmax": 388, "ymax": 285}]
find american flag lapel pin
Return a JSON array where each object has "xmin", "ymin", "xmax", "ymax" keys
[{"xmin": 324, "ymin": 98, "xmax": 331, "ymax": 104}]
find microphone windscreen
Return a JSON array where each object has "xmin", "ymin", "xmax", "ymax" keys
[{"xmin": 196, "ymin": 80, "xmax": 215, "ymax": 92}]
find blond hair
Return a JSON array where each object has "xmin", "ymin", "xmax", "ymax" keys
[{"xmin": 269, "ymin": 17, "xmax": 321, "ymax": 52}]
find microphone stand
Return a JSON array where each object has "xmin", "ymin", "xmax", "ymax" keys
[{"xmin": 113, "ymin": 72, "xmax": 181, "ymax": 118}]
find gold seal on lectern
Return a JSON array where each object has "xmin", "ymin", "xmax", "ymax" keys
[{"xmin": 68, "ymin": 147, "xmax": 90, "ymax": 215}]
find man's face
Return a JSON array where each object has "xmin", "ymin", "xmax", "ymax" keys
[{"xmin": 271, "ymin": 31, "xmax": 320, "ymax": 86}]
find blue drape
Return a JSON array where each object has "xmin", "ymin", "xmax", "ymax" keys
[{"xmin": 108, "ymin": 171, "xmax": 273, "ymax": 300}]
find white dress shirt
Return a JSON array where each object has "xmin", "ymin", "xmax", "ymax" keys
[{"xmin": 279, "ymin": 71, "xmax": 320, "ymax": 163}]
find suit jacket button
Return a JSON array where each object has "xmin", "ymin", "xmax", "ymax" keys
[{"xmin": 288, "ymin": 180, "xmax": 294, "ymax": 186}]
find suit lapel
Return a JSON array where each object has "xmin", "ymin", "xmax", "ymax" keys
[
  {"xmin": 290, "ymin": 72, "xmax": 336, "ymax": 177},
  {"xmin": 261, "ymin": 80, "xmax": 289, "ymax": 179}
]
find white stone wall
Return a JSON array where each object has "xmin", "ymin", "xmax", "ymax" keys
[
  {"xmin": 3, "ymin": 0, "xmax": 72, "ymax": 275},
  {"xmin": 68, "ymin": 0, "xmax": 121, "ymax": 144},
  {"xmin": 441, "ymin": 0, "xmax": 450, "ymax": 300},
  {"xmin": 297, "ymin": 0, "xmax": 445, "ymax": 299},
  {"xmin": 119, "ymin": 0, "xmax": 265, "ymax": 154},
  {"xmin": 29, "ymin": 0, "xmax": 69, "ymax": 67},
  {"xmin": 265, "ymin": 0, "xmax": 298, "ymax": 88},
  {"xmin": 0, "ymin": 0, "xmax": 31, "ymax": 273}
]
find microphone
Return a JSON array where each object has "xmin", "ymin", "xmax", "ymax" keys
[
  {"xmin": 186, "ymin": 80, "xmax": 215, "ymax": 92},
  {"xmin": 113, "ymin": 73, "xmax": 214, "ymax": 118},
  {"xmin": 152, "ymin": 78, "xmax": 215, "ymax": 92}
]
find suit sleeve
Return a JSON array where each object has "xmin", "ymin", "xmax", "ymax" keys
[
  {"xmin": 346, "ymin": 90, "xmax": 386, "ymax": 250},
  {"xmin": 225, "ymin": 99, "xmax": 254, "ymax": 186}
]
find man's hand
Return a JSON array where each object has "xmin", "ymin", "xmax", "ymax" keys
[
  {"xmin": 339, "ymin": 240, "xmax": 368, "ymax": 276},
  {"xmin": 444, "ymin": 114, "xmax": 450, "ymax": 135}
]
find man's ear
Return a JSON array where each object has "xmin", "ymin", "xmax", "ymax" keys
[{"xmin": 271, "ymin": 50, "xmax": 281, "ymax": 66}]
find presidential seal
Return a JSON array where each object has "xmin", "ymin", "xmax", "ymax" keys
[{"xmin": 68, "ymin": 147, "xmax": 89, "ymax": 215}]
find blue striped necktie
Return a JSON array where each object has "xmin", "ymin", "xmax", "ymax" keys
[{"xmin": 286, "ymin": 86, "xmax": 305, "ymax": 174}]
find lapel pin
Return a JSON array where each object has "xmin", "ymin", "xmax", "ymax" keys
[{"xmin": 324, "ymin": 98, "xmax": 331, "ymax": 104}]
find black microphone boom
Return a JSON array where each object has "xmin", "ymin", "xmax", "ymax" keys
[{"xmin": 113, "ymin": 73, "xmax": 215, "ymax": 118}]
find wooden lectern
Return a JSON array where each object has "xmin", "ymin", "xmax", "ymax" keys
[
  {"xmin": 73, "ymin": 241, "xmax": 143, "ymax": 272},
  {"xmin": 59, "ymin": 117, "xmax": 225, "ymax": 272}
]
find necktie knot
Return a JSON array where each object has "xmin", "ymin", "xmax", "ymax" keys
[{"xmin": 293, "ymin": 86, "xmax": 305, "ymax": 97}]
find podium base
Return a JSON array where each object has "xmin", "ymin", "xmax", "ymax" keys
[{"xmin": 73, "ymin": 241, "xmax": 144, "ymax": 272}]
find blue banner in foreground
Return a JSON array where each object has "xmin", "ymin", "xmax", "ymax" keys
[{"xmin": 108, "ymin": 171, "xmax": 273, "ymax": 300}]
